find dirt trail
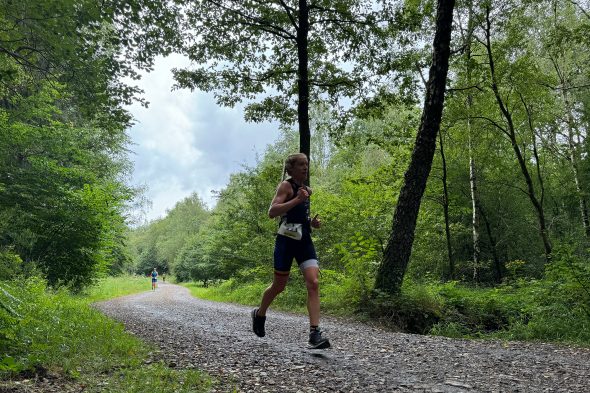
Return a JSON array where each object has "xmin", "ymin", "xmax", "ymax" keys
[{"xmin": 95, "ymin": 283, "xmax": 590, "ymax": 393}]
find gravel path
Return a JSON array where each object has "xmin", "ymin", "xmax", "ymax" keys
[{"xmin": 95, "ymin": 283, "xmax": 590, "ymax": 393}]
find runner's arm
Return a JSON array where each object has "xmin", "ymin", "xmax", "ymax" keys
[{"xmin": 268, "ymin": 181, "xmax": 307, "ymax": 218}]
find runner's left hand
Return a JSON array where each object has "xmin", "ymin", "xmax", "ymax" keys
[{"xmin": 311, "ymin": 215, "xmax": 321, "ymax": 229}]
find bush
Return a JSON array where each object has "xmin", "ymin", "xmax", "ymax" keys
[
  {"xmin": 368, "ymin": 284, "xmax": 443, "ymax": 334},
  {"xmin": 1, "ymin": 276, "xmax": 141, "ymax": 375},
  {"xmin": 332, "ymin": 233, "xmax": 380, "ymax": 305},
  {"xmin": 1, "ymin": 276, "xmax": 210, "ymax": 391},
  {"xmin": 0, "ymin": 248, "xmax": 23, "ymax": 280},
  {"xmin": 496, "ymin": 242, "xmax": 590, "ymax": 344},
  {"xmin": 434, "ymin": 282, "xmax": 525, "ymax": 335},
  {"xmin": 367, "ymin": 280, "xmax": 527, "ymax": 337},
  {"xmin": 367, "ymin": 264, "xmax": 590, "ymax": 346}
]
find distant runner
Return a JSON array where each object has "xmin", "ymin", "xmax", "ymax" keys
[{"xmin": 151, "ymin": 268, "xmax": 158, "ymax": 290}]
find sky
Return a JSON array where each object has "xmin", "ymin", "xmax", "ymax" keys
[{"xmin": 126, "ymin": 54, "xmax": 279, "ymax": 223}]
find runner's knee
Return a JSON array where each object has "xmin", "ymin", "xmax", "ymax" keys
[
  {"xmin": 271, "ymin": 272, "xmax": 289, "ymax": 292},
  {"xmin": 305, "ymin": 276, "xmax": 319, "ymax": 292}
]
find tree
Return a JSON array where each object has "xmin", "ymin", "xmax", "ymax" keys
[
  {"xmin": 542, "ymin": 2, "xmax": 590, "ymax": 238},
  {"xmin": 0, "ymin": 91, "xmax": 134, "ymax": 289},
  {"xmin": 0, "ymin": 0, "xmax": 181, "ymax": 127},
  {"xmin": 375, "ymin": 0, "xmax": 455, "ymax": 294},
  {"xmin": 0, "ymin": 0, "xmax": 180, "ymax": 289},
  {"xmin": 460, "ymin": 0, "xmax": 484, "ymax": 281},
  {"xmin": 437, "ymin": 129, "xmax": 455, "ymax": 279},
  {"xmin": 136, "ymin": 244, "xmax": 165, "ymax": 276},
  {"xmin": 172, "ymin": 0, "xmax": 387, "ymax": 161},
  {"xmin": 480, "ymin": 4, "xmax": 553, "ymax": 261}
]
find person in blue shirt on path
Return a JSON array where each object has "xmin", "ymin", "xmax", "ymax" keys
[
  {"xmin": 151, "ymin": 268, "xmax": 158, "ymax": 291},
  {"xmin": 251, "ymin": 153, "xmax": 330, "ymax": 349}
]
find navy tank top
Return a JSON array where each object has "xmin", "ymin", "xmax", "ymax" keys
[{"xmin": 282, "ymin": 179, "xmax": 311, "ymax": 233}]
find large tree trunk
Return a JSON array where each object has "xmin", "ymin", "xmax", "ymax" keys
[
  {"xmin": 375, "ymin": 0, "xmax": 455, "ymax": 295},
  {"xmin": 297, "ymin": 0, "xmax": 311, "ymax": 162}
]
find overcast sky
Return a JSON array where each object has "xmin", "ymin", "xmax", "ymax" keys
[{"xmin": 126, "ymin": 54, "xmax": 279, "ymax": 223}]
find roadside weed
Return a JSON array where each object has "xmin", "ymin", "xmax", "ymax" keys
[{"xmin": 0, "ymin": 275, "xmax": 211, "ymax": 391}]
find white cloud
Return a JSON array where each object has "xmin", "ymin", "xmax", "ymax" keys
[{"xmin": 127, "ymin": 54, "xmax": 279, "ymax": 222}]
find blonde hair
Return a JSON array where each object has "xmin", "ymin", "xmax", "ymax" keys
[{"xmin": 282, "ymin": 153, "xmax": 308, "ymax": 180}]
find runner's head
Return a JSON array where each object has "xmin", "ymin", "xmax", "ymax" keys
[{"xmin": 284, "ymin": 153, "xmax": 308, "ymax": 180}]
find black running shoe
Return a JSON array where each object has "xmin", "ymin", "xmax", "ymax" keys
[
  {"xmin": 308, "ymin": 328, "xmax": 331, "ymax": 349},
  {"xmin": 251, "ymin": 308, "xmax": 266, "ymax": 337}
]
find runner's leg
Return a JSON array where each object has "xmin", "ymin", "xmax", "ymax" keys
[
  {"xmin": 257, "ymin": 271, "xmax": 289, "ymax": 316},
  {"xmin": 302, "ymin": 266, "xmax": 320, "ymax": 326}
]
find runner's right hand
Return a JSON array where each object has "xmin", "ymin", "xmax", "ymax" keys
[{"xmin": 296, "ymin": 187, "xmax": 309, "ymax": 202}]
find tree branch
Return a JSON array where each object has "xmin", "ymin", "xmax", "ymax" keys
[
  {"xmin": 415, "ymin": 61, "xmax": 427, "ymax": 86},
  {"xmin": 277, "ymin": 0, "xmax": 299, "ymax": 31},
  {"xmin": 568, "ymin": 0, "xmax": 590, "ymax": 19},
  {"xmin": 310, "ymin": 17, "xmax": 374, "ymax": 27},
  {"xmin": 447, "ymin": 84, "xmax": 484, "ymax": 93},
  {"xmin": 470, "ymin": 115, "xmax": 509, "ymax": 136},
  {"xmin": 0, "ymin": 46, "xmax": 50, "ymax": 73},
  {"xmin": 238, "ymin": 19, "xmax": 296, "ymax": 40},
  {"xmin": 308, "ymin": 4, "xmax": 379, "ymax": 27},
  {"xmin": 538, "ymin": 81, "xmax": 590, "ymax": 92},
  {"xmin": 206, "ymin": 0, "xmax": 297, "ymax": 40},
  {"xmin": 309, "ymin": 78, "xmax": 360, "ymax": 89},
  {"xmin": 520, "ymin": 92, "xmax": 546, "ymax": 207},
  {"xmin": 244, "ymin": 68, "xmax": 298, "ymax": 83}
]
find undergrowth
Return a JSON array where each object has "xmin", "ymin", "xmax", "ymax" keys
[
  {"xmin": 0, "ymin": 275, "xmax": 210, "ymax": 392},
  {"xmin": 186, "ymin": 246, "xmax": 590, "ymax": 347},
  {"xmin": 183, "ymin": 266, "xmax": 353, "ymax": 317}
]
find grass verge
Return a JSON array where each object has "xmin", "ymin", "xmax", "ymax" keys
[
  {"xmin": 82, "ymin": 274, "xmax": 153, "ymax": 302},
  {"xmin": 0, "ymin": 275, "xmax": 210, "ymax": 392},
  {"xmin": 184, "ymin": 265, "xmax": 590, "ymax": 347},
  {"xmin": 182, "ymin": 267, "xmax": 364, "ymax": 322}
]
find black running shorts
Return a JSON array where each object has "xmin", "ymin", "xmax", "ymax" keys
[{"xmin": 273, "ymin": 234, "xmax": 318, "ymax": 273}]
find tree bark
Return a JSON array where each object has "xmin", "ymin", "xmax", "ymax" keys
[
  {"xmin": 463, "ymin": 0, "xmax": 481, "ymax": 283},
  {"xmin": 297, "ymin": 0, "xmax": 311, "ymax": 164},
  {"xmin": 478, "ymin": 205, "xmax": 503, "ymax": 283},
  {"xmin": 468, "ymin": 123, "xmax": 482, "ymax": 282},
  {"xmin": 375, "ymin": 0, "xmax": 455, "ymax": 294}
]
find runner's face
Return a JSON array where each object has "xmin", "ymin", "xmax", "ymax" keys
[{"xmin": 291, "ymin": 157, "xmax": 308, "ymax": 181}]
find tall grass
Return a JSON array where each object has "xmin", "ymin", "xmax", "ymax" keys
[
  {"xmin": 370, "ymin": 277, "xmax": 590, "ymax": 346},
  {"xmin": 83, "ymin": 274, "xmax": 153, "ymax": 302},
  {"xmin": 0, "ymin": 275, "xmax": 210, "ymax": 392},
  {"xmin": 183, "ymin": 267, "xmax": 353, "ymax": 316}
]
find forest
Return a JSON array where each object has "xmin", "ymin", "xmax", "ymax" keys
[{"xmin": 1, "ymin": 0, "xmax": 590, "ymax": 381}]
